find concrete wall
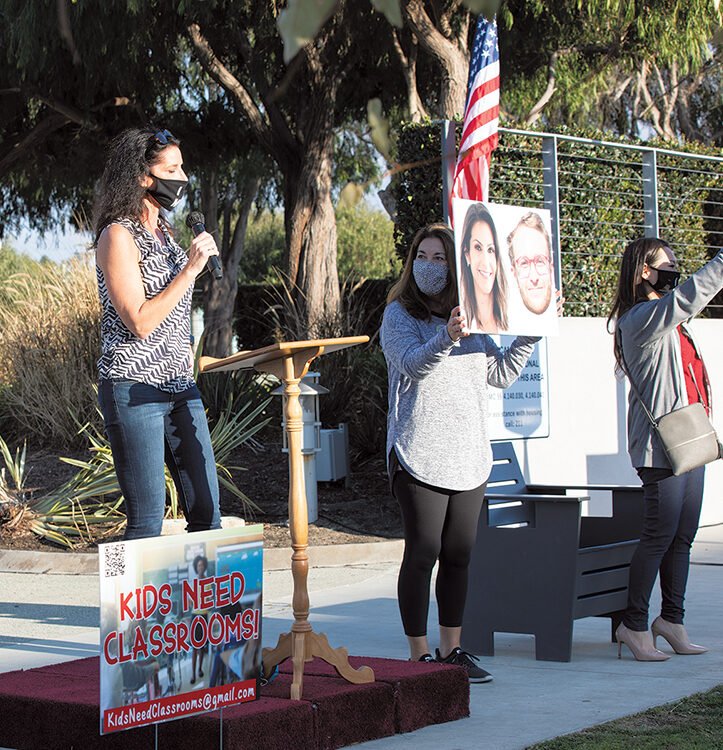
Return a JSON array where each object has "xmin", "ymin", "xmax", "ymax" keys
[{"xmin": 513, "ymin": 317, "xmax": 723, "ymax": 526}]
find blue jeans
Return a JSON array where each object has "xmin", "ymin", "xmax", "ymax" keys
[{"xmin": 98, "ymin": 379, "xmax": 221, "ymax": 540}]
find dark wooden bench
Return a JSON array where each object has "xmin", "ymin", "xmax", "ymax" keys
[{"xmin": 460, "ymin": 441, "xmax": 644, "ymax": 662}]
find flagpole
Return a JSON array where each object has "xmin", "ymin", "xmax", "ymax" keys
[{"xmin": 441, "ymin": 119, "xmax": 456, "ymax": 225}]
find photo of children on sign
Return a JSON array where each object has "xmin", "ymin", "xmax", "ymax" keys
[
  {"xmin": 452, "ymin": 199, "xmax": 559, "ymax": 337},
  {"xmin": 99, "ymin": 525, "xmax": 263, "ymax": 734}
]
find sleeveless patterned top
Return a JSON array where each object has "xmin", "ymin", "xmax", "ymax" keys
[{"xmin": 96, "ymin": 217, "xmax": 194, "ymax": 392}]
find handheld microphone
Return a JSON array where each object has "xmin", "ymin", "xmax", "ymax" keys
[{"xmin": 186, "ymin": 211, "xmax": 223, "ymax": 280}]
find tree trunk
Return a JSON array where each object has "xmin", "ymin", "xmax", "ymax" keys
[
  {"xmin": 392, "ymin": 29, "xmax": 428, "ymax": 123},
  {"xmin": 438, "ymin": 52, "xmax": 469, "ymax": 118},
  {"xmin": 285, "ymin": 131, "xmax": 340, "ymax": 338},
  {"xmin": 402, "ymin": 0, "xmax": 469, "ymax": 118},
  {"xmin": 201, "ymin": 175, "xmax": 259, "ymax": 359},
  {"xmin": 200, "ymin": 167, "xmax": 219, "ymax": 236},
  {"xmin": 188, "ymin": 20, "xmax": 341, "ymax": 339}
]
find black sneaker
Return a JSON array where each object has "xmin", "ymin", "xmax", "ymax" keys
[
  {"xmin": 435, "ymin": 647, "xmax": 493, "ymax": 683},
  {"xmin": 416, "ymin": 653, "xmax": 437, "ymax": 663}
]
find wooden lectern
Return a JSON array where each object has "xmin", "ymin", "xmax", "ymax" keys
[{"xmin": 199, "ymin": 337, "xmax": 375, "ymax": 700}]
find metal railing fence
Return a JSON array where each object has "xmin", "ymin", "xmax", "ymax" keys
[{"xmin": 443, "ymin": 124, "xmax": 723, "ymax": 316}]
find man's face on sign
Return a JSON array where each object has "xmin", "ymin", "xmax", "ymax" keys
[{"xmin": 510, "ymin": 224, "xmax": 553, "ymax": 315}]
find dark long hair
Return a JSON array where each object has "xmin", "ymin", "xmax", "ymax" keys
[
  {"xmin": 387, "ymin": 223, "xmax": 458, "ymax": 320},
  {"xmin": 607, "ymin": 237, "xmax": 672, "ymax": 370},
  {"xmin": 92, "ymin": 127, "xmax": 180, "ymax": 244},
  {"xmin": 459, "ymin": 203, "xmax": 508, "ymax": 330}
]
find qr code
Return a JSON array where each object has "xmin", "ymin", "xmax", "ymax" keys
[{"xmin": 104, "ymin": 543, "xmax": 126, "ymax": 577}]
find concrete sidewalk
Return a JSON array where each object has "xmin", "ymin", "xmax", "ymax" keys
[{"xmin": 1, "ymin": 525, "xmax": 722, "ymax": 750}]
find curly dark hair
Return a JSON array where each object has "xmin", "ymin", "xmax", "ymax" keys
[{"xmin": 92, "ymin": 127, "xmax": 180, "ymax": 244}]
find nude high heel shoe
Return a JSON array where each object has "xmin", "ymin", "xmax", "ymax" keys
[
  {"xmin": 615, "ymin": 623, "xmax": 670, "ymax": 662},
  {"xmin": 651, "ymin": 616, "xmax": 708, "ymax": 655}
]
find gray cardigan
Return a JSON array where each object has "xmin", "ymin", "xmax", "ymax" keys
[
  {"xmin": 617, "ymin": 251, "xmax": 723, "ymax": 469},
  {"xmin": 380, "ymin": 300, "xmax": 539, "ymax": 491}
]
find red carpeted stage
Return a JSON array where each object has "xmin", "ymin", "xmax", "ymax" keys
[{"xmin": 0, "ymin": 655, "xmax": 469, "ymax": 749}]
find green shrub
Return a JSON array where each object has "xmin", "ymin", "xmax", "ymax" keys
[
  {"xmin": 240, "ymin": 207, "xmax": 399, "ymax": 284},
  {"xmin": 336, "ymin": 205, "xmax": 399, "ymax": 279},
  {"xmin": 240, "ymin": 212, "xmax": 285, "ymax": 284},
  {"xmin": 391, "ymin": 122, "xmax": 446, "ymax": 261}
]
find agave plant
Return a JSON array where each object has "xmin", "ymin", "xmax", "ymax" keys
[
  {"xmin": 27, "ymin": 395, "xmax": 272, "ymax": 549},
  {"xmin": 0, "ymin": 435, "xmax": 28, "ymax": 528}
]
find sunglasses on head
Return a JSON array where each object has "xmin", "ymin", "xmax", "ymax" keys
[{"xmin": 152, "ymin": 129, "xmax": 175, "ymax": 145}]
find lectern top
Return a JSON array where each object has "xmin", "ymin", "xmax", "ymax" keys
[{"xmin": 198, "ymin": 335, "xmax": 370, "ymax": 374}]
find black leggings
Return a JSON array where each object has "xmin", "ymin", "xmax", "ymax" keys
[{"xmin": 393, "ymin": 467, "xmax": 486, "ymax": 637}]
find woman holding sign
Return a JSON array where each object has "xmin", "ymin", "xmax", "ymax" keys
[
  {"xmin": 380, "ymin": 222, "xmax": 540, "ymax": 682},
  {"xmin": 459, "ymin": 203, "xmax": 509, "ymax": 333},
  {"xmin": 608, "ymin": 237, "xmax": 722, "ymax": 661}
]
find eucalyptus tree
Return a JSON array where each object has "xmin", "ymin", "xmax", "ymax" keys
[
  {"xmin": 398, "ymin": 0, "xmax": 478, "ymax": 118},
  {"xmin": 498, "ymin": 0, "xmax": 722, "ymax": 143},
  {"xmin": 280, "ymin": 0, "xmax": 721, "ymax": 144},
  {"xmin": 1, "ymin": 1, "xmax": 403, "ymax": 339},
  {"xmin": 185, "ymin": 1, "xmax": 403, "ymax": 335},
  {"xmin": 0, "ymin": 2, "xmax": 272, "ymax": 358},
  {"xmin": 0, "ymin": 1, "xmax": 188, "ymax": 233}
]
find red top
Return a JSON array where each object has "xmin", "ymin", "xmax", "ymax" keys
[{"xmin": 678, "ymin": 326, "xmax": 709, "ymax": 413}]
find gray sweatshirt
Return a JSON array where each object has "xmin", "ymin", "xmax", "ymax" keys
[
  {"xmin": 617, "ymin": 250, "xmax": 723, "ymax": 469},
  {"xmin": 381, "ymin": 300, "xmax": 539, "ymax": 491}
]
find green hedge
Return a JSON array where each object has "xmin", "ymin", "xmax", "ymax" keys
[{"xmin": 392, "ymin": 122, "xmax": 723, "ymax": 317}]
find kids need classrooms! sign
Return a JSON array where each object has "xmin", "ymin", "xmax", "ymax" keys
[{"xmin": 99, "ymin": 525, "xmax": 263, "ymax": 734}]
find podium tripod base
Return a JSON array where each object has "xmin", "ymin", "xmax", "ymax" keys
[{"xmin": 262, "ymin": 629, "xmax": 375, "ymax": 700}]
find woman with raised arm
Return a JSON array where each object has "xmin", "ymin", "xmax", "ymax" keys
[
  {"xmin": 94, "ymin": 127, "xmax": 221, "ymax": 540},
  {"xmin": 608, "ymin": 237, "xmax": 723, "ymax": 661},
  {"xmin": 380, "ymin": 223, "xmax": 540, "ymax": 682}
]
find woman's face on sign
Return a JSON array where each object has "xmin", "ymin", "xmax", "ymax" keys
[{"xmin": 465, "ymin": 220, "xmax": 497, "ymax": 297}]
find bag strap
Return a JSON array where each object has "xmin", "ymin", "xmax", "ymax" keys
[
  {"xmin": 687, "ymin": 362, "xmax": 706, "ymax": 404},
  {"xmin": 680, "ymin": 324, "xmax": 708, "ymax": 405},
  {"xmin": 615, "ymin": 328, "xmax": 659, "ymax": 430}
]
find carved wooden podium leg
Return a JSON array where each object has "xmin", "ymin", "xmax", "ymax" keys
[{"xmin": 261, "ymin": 352, "xmax": 374, "ymax": 700}]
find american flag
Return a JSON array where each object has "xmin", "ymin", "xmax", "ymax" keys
[{"xmin": 450, "ymin": 16, "xmax": 500, "ymax": 208}]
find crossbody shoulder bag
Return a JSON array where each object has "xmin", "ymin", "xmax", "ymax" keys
[{"xmin": 617, "ymin": 329, "xmax": 721, "ymax": 476}]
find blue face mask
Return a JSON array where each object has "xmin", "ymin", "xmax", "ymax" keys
[{"xmin": 413, "ymin": 260, "xmax": 449, "ymax": 296}]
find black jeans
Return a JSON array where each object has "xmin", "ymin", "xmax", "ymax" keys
[
  {"xmin": 623, "ymin": 466, "xmax": 704, "ymax": 631},
  {"xmin": 392, "ymin": 466, "xmax": 486, "ymax": 637}
]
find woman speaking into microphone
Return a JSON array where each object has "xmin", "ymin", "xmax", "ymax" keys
[{"xmin": 93, "ymin": 127, "xmax": 222, "ymax": 540}]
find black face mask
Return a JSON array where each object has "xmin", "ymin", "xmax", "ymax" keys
[
  {"xmin": 650, "ymin": 268, "xmax": 681, "ymax": 293},
  {"xmin": 147, "ymin": 174, "xmax": 188, "ymax": 210}
]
